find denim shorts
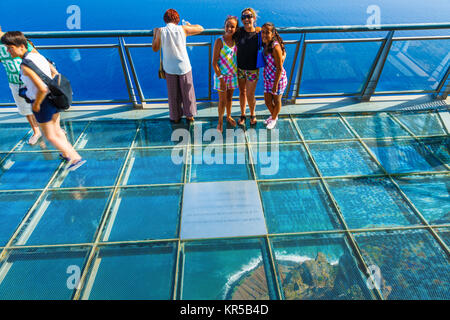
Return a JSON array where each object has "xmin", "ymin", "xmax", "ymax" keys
[{"xmin": 32, "ymin": 96, "xmax": 59, "ymax": 123}]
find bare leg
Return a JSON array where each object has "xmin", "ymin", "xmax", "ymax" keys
[
  {"xmin": 246, "ymin": 80, "xmax": 258, "ymax": 124},
  {"xmin": 26, "ymin": 114, "xmax": 42, "ymax": 144},
  {"xmin": 40, "ymin": 113, "xmax": 81, "ymax": 161},
  {"xmin": 264, "ymin": 93, "xmax": 275, "ymax": 116},
  {"xmin": 238, "ymin": 78, "xmax": 247, "ymax": 125},
  {"xmin": 225, "ymin": 89, "xmax": 236, "ymax": 126},
  {"xmin": 272, "ymin": 94, "xmax": 282, "ymax": 120},
  {"xmin": 217, "ymin": 90, "xmax": 226, "ymax": 133}
]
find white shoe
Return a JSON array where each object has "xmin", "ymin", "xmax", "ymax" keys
[
  {"xmin": 266, "ymin": 118, "xmax": 277, "ymax": 130},
  {"xmin": 264, "ymin": 116, "xmax": 273, "ymax": 125},
  {"xmin": 27, "ymin": 133, "xmax": 42, "ymax": 145}
]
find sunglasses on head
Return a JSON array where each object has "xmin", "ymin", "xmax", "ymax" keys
[{"xmin": 241, "ymin": 14, "xmax": 253, "ymax": 20}]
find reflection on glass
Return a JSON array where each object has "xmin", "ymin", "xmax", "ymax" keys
[
  {"xmin": 376, "ymin": 39, "xmax": 450, "ymax": 92},
  {"xmin": 300, "ymin": 41, "xmax": 381, "ymax": 94}
]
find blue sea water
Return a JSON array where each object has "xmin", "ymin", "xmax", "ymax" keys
[{"xmin": 0, "ymin": 0, "xmax": 449, "ymax": 103}]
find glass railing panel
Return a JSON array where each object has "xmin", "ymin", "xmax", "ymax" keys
[
  {"xmin": 37, "ymin": 47, "xmax": 130, "ymax": 102},
  {"xmin": 376, "ymin": 39, "xmax": 450, "ymax": 92},
  {"xmin": 127, "ymin": 45, "xmax": 210, "ymax": 101},
  {"xmin": 300, "ymin": 40, "xmax": 382, "ymax": 95}
]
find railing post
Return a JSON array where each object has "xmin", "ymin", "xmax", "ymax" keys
[
  {"xmin": 124, "ymin": 43, "xmax": 147, "ymax": 107},
  {"xmin": 283, "ymin": 38, "xmax": 301, "ymax": 104},
  {"xmin": 359, "ymin": 30, "xmax": 394, "ymax": 102},
  {"xmin": 433, "ymin": 65, "xmax": 450, "ymax": 100},
  {"xmin": 118, "ymin": 37, "xmax": 140, "ymax": 109},
  {"xmin": 289, "ymin": 33, "xmax": 306, "ymax": 105}
]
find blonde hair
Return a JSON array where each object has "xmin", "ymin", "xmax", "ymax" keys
[{"xmin": 241, "ymin": 7, "xmax": 257, "ymax": 20}]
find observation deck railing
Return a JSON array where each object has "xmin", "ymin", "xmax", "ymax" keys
[{"xmin": 0, "ymin": 22, "xmax": 448, "ymax": 109}]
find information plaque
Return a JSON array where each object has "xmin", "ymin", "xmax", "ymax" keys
[{"xmin": 180, "ymin": 181, "xmax": 267, "ymax": 239}]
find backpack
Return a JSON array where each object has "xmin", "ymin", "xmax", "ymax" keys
[{"xmin": 21, "ymin": 53, "xmax": 72, "ymax": 110}]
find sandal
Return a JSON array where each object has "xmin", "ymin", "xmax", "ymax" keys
[
  {"xmin": 238, "ymin": 115, "xmax": 246, "ymax": 126},
  {"xmin": 226, "ymin": 117, "xmax": 236, "ymax": 127},
  {"xmin": 250, "ymin": 115, "xmax": 257, "ymax": 125}
]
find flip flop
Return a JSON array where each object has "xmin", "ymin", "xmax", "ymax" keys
[{"xmin": 238, "ymin": 115, "xmax": 246, "ymax": 126}]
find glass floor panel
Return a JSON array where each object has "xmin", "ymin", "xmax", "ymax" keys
[
  {"xmin": 0, "ymin": 247, "xmax": 89, "ymax": 300},
  {"xmin": 295, "ymin": 116, "xmax": 354, "ymax": 141},
  {"xmin": 270, "ymin": 234, "xmax": 374, "ymax": 300},
  {"xmin": 51, "ymin": 150, "xmax": 128, "ymax": 188},
  {"xmin": 327, "ymin": 177, "xmax": 422, "ymax": 229},
  {"xmin": 365, "ymin": 139, "xmax": 447, "ymax": 173},
  {"xmin": 102, "ymin": 186, "xmax": 181, "ymax": 242},
  {"xmin": 189, "ymin": 145, "xmax": 252, "ymax": 182},
  {"xmin": 16, "ymin": 121, "xmax": 89, "ymax": 152},
  {"xmin": 394, "ymin": 112, "xmax": 446, "ymax": 137},
  {"xmin": 181, "ymin": 238, "xmax": 275, "ymax": 300},
  {"xmin": 0, "ymin": 123, "xmax": 31, "ymax": 152},
  {"xmin": 308, "ymin": 141, "xmax": 383, "ymax": 177},
  {"xmin": 395, "ymin": 175, "xmax": 450, "ymax": 225},
  {"xmin": 436, "ymin": 228, "xmax": 449, "ymax": 247},
  {"xmin": 247, "ymin": 118, "xmax": 300, "ymax": 143},
  {"xmin": 0, "ymin": 112, "xmax": 447, "ymax": 300},
  {"xmin": 136, "ymin": 120, "xmax": 189, "ymax": 147},
  {"xmin": 191, "ymin": 119, "xmax": 246, "ymax": 145},
  {"xmin": 345, "ymin": 114, "xmax": 412, "ymax": 139},
  {"xmin": 420, "ymin": 137, "xmax": 450, "ymax": 166},
  {"xmin": 75, "ymin": 120, "xmax": 139, "ymax": 149},
  {"xmin": 14, "ymin": 189, "xmax": 112, "ymax": 246},
  {"xmin": 0, "ymin": 152, "xmax": 60, "ymax": 190},
  {"xmin": 123, "ymin": 148, "xmax": 185, "ymax": 185},
  {"xmin": 83, "ymin": 243, "xmax": 176, "ymax": 300},
  {"xmin": 251, "ymin": 143, "xmax": 317, "ymax": 180},
  {"xmin": 259, "ymin": 181, "xmax": 341, "ymax": 233},
  {"xmin": 354, "ymin": 229, "xmax": 450, "ymax": 300},
  {"xmin": 0, "ymin": 191, "xmax": 40, "ymax": 246}
]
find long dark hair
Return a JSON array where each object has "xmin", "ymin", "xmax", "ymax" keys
[{"xmin": 262, "ymin": 22, "xmax": 285, "ymax": 55}]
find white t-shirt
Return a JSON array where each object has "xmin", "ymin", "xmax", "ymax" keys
[
  {"xmin": 160, "ymin": 23, "xmax": 192, "ymax": 75},
  {"xmin": 20, "ymin": 52, "xmax": 52, "ymax": 100}
]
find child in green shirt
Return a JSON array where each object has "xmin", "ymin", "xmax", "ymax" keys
[{"xmin": 0, "ymin": 25, "xmax": 41, "ymax": 145}]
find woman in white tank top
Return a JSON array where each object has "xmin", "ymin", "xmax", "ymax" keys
[
  {"xmin": 152, "ymin": 9, "xmax": 204, "ymax": 123},
  {"xmin": 1, "ymin": 31, "xmax": 85, "ymax": 171}
]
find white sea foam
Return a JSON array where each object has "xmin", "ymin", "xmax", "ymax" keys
[
  {"xmin": 222, "ymin": 257, "xmax": 263, "ymax": 299},
  {"xmin": 221, "ymin": 253, "xmax": 341, "ymax": 298}
]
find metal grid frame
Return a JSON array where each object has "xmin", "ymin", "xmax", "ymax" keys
[{"xmin": 0, "ymin": 109, "xmax": 448, "ymax": 300}]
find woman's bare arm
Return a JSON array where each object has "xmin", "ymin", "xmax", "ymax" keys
[
  {"xmin": 182, "ymin": 23, "xmax": 204, "ymax": 36},
  {"xmin": 152, "ymin": 28, "xmax": 161, "ymax": 52},
  {"xmin": 21, "ymin": 65, "xmax": 49, "ymax": 112}
]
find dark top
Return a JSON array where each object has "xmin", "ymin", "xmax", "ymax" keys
[{"xmin": 234, "ymin": 27, "xmax": 259, "ymax": 70}]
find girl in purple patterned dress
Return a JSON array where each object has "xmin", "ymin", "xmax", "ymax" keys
[{"xmin": 261, "ymin": 22, "xmax": 287, "ymax": 129}]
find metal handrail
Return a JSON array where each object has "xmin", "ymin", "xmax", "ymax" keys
[
  {"xmin": 0, "ymin": 22, "xmax": 447, "ymax": 108},
  {"xmin": 22, "ymin": 22, "xmax": 450, "ymax": 38}
]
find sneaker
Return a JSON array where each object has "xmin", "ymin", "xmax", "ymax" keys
[
  {"xmin": 68, "ymin": 159, "xmax": 87, "ymax": 172},
  {"xmin": 266, "ymin": 118, "xmax": 278, "ymax": 130},
  {"xmin": 59, "ymin": 153, "xmax": 70, "ymax": 162},
  {"xmin": 27, "ymin": 133, "xmax": 42, "ymax": 145},
  {"xmin": 264, "ymin": 116, "xmax": 273, "ymax": 125}
]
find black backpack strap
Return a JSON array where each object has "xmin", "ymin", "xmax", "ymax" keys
[{"xmin": 21, "ymin": 58, "xmax": 53, "ymax": 87}]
